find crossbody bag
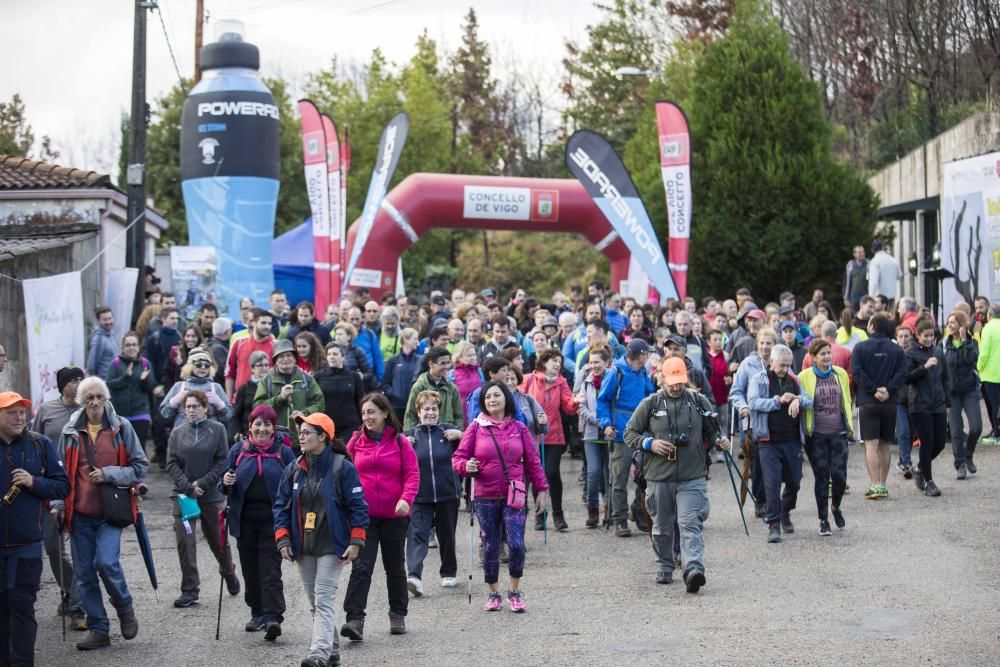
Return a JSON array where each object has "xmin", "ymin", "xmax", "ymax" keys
[{"xmin": 483, "ymin": 425, "xmax": 526, "ymax": 510}]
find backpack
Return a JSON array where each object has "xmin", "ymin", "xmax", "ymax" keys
[{"xmin": 23, "ymin": 431, "xmax": 48, "ymax": 475}]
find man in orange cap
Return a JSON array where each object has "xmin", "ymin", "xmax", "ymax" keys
[
  {"xmin": 624, "ymin": 359, "xmax": 730, "ymax": 593},
  {"xmin": 0, "ymin": 391, "xmax": 71, "ymax": 664}
]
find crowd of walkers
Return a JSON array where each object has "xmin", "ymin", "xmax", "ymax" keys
[{"xmin": 1, "ymin": 246, "xmax": 996, "ymax": 666}]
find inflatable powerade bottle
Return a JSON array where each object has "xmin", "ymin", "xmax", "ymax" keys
[{"xmin": 180, "ymin": 21, "xmax": 280, "ymax": 318}]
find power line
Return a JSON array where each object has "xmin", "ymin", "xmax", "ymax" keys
[
  {"xmin": 235, "ymin": 0, "xmax": 409, "ymax": 17},
  {"xmin": 155, "ymin": 2, "xmax": 187, "ymax": 91}
]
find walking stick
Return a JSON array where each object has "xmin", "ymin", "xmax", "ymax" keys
[
  {"xmin": 723, "ymin": 448, "xmax": 750, "ymax": 536},
  {"xmin": 467, "ymin": 475, "xmax": 475, "ymax": 605},
  {"xmin": 58, "ymin": 522, "xmax": 66, "ymax": 641},
  {"xmin": 216, "ymin": 486, "xmax": 232, "ymax": 640},
  {"xmin": 540, "ymin": 435, "xmax": 547, "ymax": 546}
]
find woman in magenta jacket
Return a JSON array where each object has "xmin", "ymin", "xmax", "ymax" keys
[
  {"xmin": 340, "ymin": 393, "xmax": 419, "ymax": 641},
  {"xmin": 519, "ymin": 348, "xmax": 582, "ymax": 532},
  {"xmin": 453, "ymin": 380, "xmax": 548, "ymax": 613}
]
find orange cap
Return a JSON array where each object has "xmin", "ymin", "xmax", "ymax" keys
[
  {"xmin": 0, "ymin": 392, "xmax": 31, "ymax": 410},
  {"xmin": 661, "ymin": 357, "xmax": 689, "ymax": 385},
  {"xmin": 295, "ymin": 413, "xmax": 335, "ymax": 440}
]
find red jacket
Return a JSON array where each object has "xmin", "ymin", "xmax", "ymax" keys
[
  {"xmin": 707, "ymin": 350, "xmax": 730, "ymax": 406},
  {"xmin": 451, "ymin": 363, "xmax": 483, "ymax": 425},
  {"xmin": 346, "ymin": 427, "xmax": 419, "ymax": 520},
  {"xmin": 452, "ymin": 415, "xmax": 549, "ymax": 499},
  {"xmin": 520, "ymin": 371, "xmax": 578, "ymax": 445}
]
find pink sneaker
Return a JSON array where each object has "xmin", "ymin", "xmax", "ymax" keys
[
  {"xmin": 484, "ymin": 592, "xmax": 502, "ymax": 611},
  {"xmin": 506, "ymin": 590, "xmax": 526, "ymax": 613}
]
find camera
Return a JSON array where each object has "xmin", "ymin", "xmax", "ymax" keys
[{"xmin": 673, "ymin": 433, "xmax": 689, "ymax": 447}]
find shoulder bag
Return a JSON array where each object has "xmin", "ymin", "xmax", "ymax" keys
[{"xmin": 483, "ymin": 425, "xmax": 526, "ymax": 510}]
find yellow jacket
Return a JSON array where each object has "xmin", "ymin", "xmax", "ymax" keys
[{"xmin": 799, "ymin": 365, "xmax": 853, "ymax": 437}]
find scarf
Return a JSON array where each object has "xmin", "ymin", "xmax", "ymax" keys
[
  {"xmin": 813, "ymin": 364, "xmax": 833, "ymax": 379},
  {"xmin": 236, "ymin": 435, "xmax": 280, "ymax": 476}
]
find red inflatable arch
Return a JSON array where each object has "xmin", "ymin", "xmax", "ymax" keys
[{"xmin": 343, "ymin": 173, "xmax": 630, "ymax": 300}]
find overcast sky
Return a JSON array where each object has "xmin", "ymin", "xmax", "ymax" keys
[{"xmin": 1, "ymin": 0, "xmax": 604, "ymax": 173}]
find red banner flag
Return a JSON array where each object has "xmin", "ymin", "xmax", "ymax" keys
[
  {"xmin": 321, "ymin": 114, "xmax": 341, "ymax": 305},
  {"xmin": 655, "ymin": 101, "xmax": 692, "ymax": 301},
  {"xmin": 298, "ymin": 99, "xmax": 332, "ymax": 311}
]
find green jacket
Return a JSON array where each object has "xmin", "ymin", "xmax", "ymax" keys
[
  {"xmin": 977, "ymin": 318, "xmax": 1000, "ymax": 383},
  {"xmin": 253, "ymin": 368, "xmax": 324, "ymax": 441},
  {"xmin": 798, "ymin": 366, "xmax": 853, "ymax": 437},
  {"xmin": 403, "ymin": 372, "xmax": 463, "ymax": 431},
  {"xmin": 624, "ymin": 389, "xmax": 720, "ymax": 484}
]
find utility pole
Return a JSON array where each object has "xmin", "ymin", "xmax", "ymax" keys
[
  {"xmin": 194, "ymin": 0, "xmax": 204, "ymax": 83},
  {"xmin": 125, "ymin": 0, "xmax": 155, "ymax": 325}
]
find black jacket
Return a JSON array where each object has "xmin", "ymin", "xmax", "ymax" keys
[
  {"xmin": 285, "ymin": 320, "xmax": 331, "ymax": 346},
  {"xmin": 942, "ymin": 335, "xmax": 979, "ymax": 396},
  {"xmin": 315, "ymin": 366, "xmax": 364, "ymax": 434},
  {"xmin": 905, "ymin": 343, "xmax": 950, "ymax": 414},
  {"xmin": 230, "ymin": 378, "xmax": 259, "ymax": 440},
  {"xmin": 851, "ymin": 334, "xmax": 908, "ymax": 406},
  {"xmin": 382, "ymin": 351, "xmax": 422, "ymax": 414},
  {"xmin": 404, "ymin": 423, "xmax": 461, "ymax": 504}
]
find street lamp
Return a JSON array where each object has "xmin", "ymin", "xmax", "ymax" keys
[
  {"xmin": 614, "ymin": 66, "xmax": 655, "ymax": 77},
  {"xmin": 908, "ymin": 252, "xmax": 918, "ymax": 277}
]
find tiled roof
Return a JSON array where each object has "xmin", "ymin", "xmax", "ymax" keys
[
  {"xmin": 0, "ymin": 155, "xmax": 113, "ymax": 191},
  {"xmin": 0, "ymin": 231, "xmax": 97, "ymax": 262}
]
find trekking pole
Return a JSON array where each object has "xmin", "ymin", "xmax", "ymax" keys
[
  {"xmin": 723, "ymin": 448, "xmax": 750, "ymax": 536},
  {"xmin": 467, "ymin": 475, "xmax": 476, "ymax": 605},
  {"xmin": 540, "ymin": 435, "xmax": 547, "ymax": 546},
  {"xmin": 215, "ymin": 496, "xmax": 231, "ymax": 640},
  {"xmin": 58, "ymin": 522, "xmax": 66, "ymax": 641}
]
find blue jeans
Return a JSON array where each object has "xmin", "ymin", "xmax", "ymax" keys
[
  {"xmin": 583, "ymin": 440, "xmax": 609, "ymax": 509},
  {"xmin": 646, "ymin": 479, "xmax": 709, "ymax": 574},
  {"xmin": 70, "ymin": 515, "xmax": 133, "ymax": 634},
  {"xmin": 758, "ymin": 440, "xmax": 802, "ymax": 524},
  {"xmin": 896, "ymin": 404, "xmax": 912, "ymax": 466}
]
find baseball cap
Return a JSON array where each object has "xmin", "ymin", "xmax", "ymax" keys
[
  {"xmin": 480, "ymin": 288, "xmax": 496, "ymax": 299},
  {"xmin": 779, "ymin": 320, "xmax": 796, "ymax": 330},
  {"xmin": 745, "ymin": 309, "xmax": 766, "ymax": 320},
  {"xmin": 0, "ymin": 392, "xmax": 31, "ymax": 410},
  {"xmin": 780, "ymin": 291, "xmax": 795, "ymax": 302},
  {"xmin": 56, "ymin": 366, "xmax": 85, "ymax": 394},
  {"xmin": 432, "ymin": 295, "xmax": 447, "ymax": 306},
  {"xmin": 667, "ymin": 334, "xmax": 687, "ymax": 348},
  {"xmin": 295, "ymin": 413, "xmax": 335, "ymax": 441},
  {"xmin": 542, "ymin": 315, "xmax": 558, "ymax": 328},
  {"xmin": 661, "ymin": 357, "xmax": 689, "ymax": 385},
  {"xmin": 626, "ymin": 339, "xmax": 650, "ymax": 356},
  {"xmin": 778, "ymin": 305, "xmax": 794, "ymax": 316}
]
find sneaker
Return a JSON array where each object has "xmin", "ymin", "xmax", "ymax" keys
[
  {"xmin": 896, "ymin": 462, "xmax": 912, "ymax": 478},
  {"xmin": 780, "ymin": 514, "xmax": 794, "ymax": 534},
  {"xmin": 300, "ymin": 658, "xmax": 325, "ymax": 667},
  {"xmin": 957, "ymin": 463, "xmax": 968, "ymax": 480},
  {"xmin": 913, "ymin": 468, "xmax": 926, "ymax": 492},
  {"xmin": 441, "ymin": 577, "xmax": 457, "ymax": 588},
  {"xmin": 340, "ymin": 619, "xmax": 364, "ymax": 641},
  {"xmin": 967, "ymin": 459, "xmax": 977, "ymax": 474},
  {"xmin": 876, "ymin": 484, "xmax": 889, "ymax": 498},
  {"xmin": 173, "ymin": 592, "xmax": 199, "ymax": 608},
  {"xmin": 406, "ymin": 575, "xmax": 423, "ymax": 597},
  {"xmin": 655, "ymin": 570, "xmax": 673, "ymax": 584},
  {"xmin": 76, "ymin": 631, "xmax": 110, "ymax": 651},
  {"xmin": 225, "ymin": 573, "xmax": 241, "ymax": 596},
  {"xmin": 981, "ymin": 435, "xmax": 997, "ymax": 446},
  {"xmin": 684, "ymin": 570, "xmax": 706, "ymax": 594},
  {"xmin": 924, "ymin": 480, "xmax": 941, "ymax": 497},
  {"xmin": 767, "ymin": 522, "xmax": 781, "ymax": 543},
  {"xmin": 864, "ymin": 485, "xmax": 880, "ymax": 500},
  {"xmin": 245, "ymin": 616, "xmax": 266, "ymax": 632},
  {"xmin": 819, "ymin": 520, "xmax": 832, "ymax": 536},
  {"xmin": 264, "ymin": 621, "xmax": 282, "ymax": 642},
  {"xmin": 428, "ymin": 533, "xmax": 438, "ymax": 549},
  {"xmin": 832, "ymin": 507, "xmax": 846, "ymax": 529},
  {"xmin": 389, "ymin": 614, "xmax": 406, "ymax": 635},
  {"xmin": 615, "ymin": 522, "xmax": 631, "ymax": 537},
  {"xmin": 506, "ymin": 590, "xmax": 526, "ymax": 613},
  {"xmin": 484, "ymin": 592, "xmax": 503, "ymax": 612}
]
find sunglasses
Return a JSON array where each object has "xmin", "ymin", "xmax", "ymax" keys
[{"xmin": 193, "ymin": 361, "xmax": 211, "ymax": 369}]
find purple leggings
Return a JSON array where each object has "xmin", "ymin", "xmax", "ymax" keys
[{"xmin": 474, "ymin": 499, "xmax": 526, "ymax": 584}]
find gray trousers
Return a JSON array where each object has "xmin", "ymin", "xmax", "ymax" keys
[
  {"xmin": 298, "ymin": 555, "xmax": 345, "ymax": 664},
  {"xmin": 43, "ymin": 510, "xmax": 82, "ymax": 613},
  {"xmin": 609, "ymin": 441, "xmax": 633, "ymax": 522},
  {"xmin": 646, "ymin": 479, "xmax": 710, "ymax": 575},
  {"xmin": 948, "ymin": 388, "xmax": 982, "ymax": 468},
  {"xmin": 172, "ymin": 499, "xmax": 235, "ymax": 595}
]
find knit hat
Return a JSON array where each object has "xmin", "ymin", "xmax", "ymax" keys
[
  {"xmin": 56, "ymin": 366, "xmax": 85, "ymax": 394},
  {"xmin": 188, "ymin": 349, "xmax": 213, "ymax": 366}
]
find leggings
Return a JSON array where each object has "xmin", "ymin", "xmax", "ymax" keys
[
  {"xmin": 540, "ymin": 445, "xmax": 564, "ymax": 514},
  {"xmin": 474, "ymin": 500, "xmax": 526, "ymax": 585},
  {"xmin": 910, "ymin": 412, "xmax": 947, "ymax": 482}
]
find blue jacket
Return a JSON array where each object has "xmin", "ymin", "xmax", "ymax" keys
[
  {"xmin": 219, "ymin": 438, "xmax": 295, "ymax": 539},
  {"xmin": 404, "ymin": 423, "xmax": 461, "ymax": 504},
  {"xmin": 273, "ymin": 446, "xmax": 369, "ymax": 560},
  {"xmin": 747, "ymin": 369, "xmax": 812, "ymax": 443},
  {"xmin": 355, "ymin": 326, "xmax": 385, "ymax": 381},
  {"xmin": 381, "ymin": 351, "xmax": 423, "ymax": 413},
  {"xmin": 851, "ymin": 334, "xmax": 908, "ymax": 406},
  {"xmin": 465, "ymin": 386, "xmax": 527, "ymax": 426},
  {"xmin": 86, "ymin": 327, "xmax": 119, "ymax": 378},
  {"xmin": 606, "ymin": 308, "xmax": 627, "ymax": 336},
  {"xmin": 596, "ymin": 360, "xmax": 655, "ymax": 440},
  {"xmin": 729, "ymin": 353, "xmax": 765, "ymax": 413},
  {"xmin": 0, "ymin": 431, "xmax": 70, "ymax": 549},
  {"xmin": 561, "ymin": 327, "xmax": 588, "ymax": 375}
]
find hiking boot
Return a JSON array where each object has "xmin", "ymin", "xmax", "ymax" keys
[
  {"xmin": 585, "ymin": 507, "xmax": 599, "ymax": 528},
  {"xmin": 684, "ymin": 569, "xmax": 706, "ymax": 594},
  {"xmin": 245, "ymin": 616, "xmax": 266, "ymax": 632},
  {"xmin": 832, "ymin": 507, "xmax": 846, "ymax": 530},
  {"xmin": 173, "ymin": 592, "xmax": 199, "ymax": 608},
  {"xmin": 553, "ymin": 513, "xmax": 569, "ymax": 532},
  {"xmin": 897, "ymin": 462, "xmax": 912, "ymax": 478},
  {"xmin": 780, "ymin": 514, "xmax": 794, "ymax": 534},
  {"xmin": 264, "ymin": 621, "xmax": 282, "ymax": 642},
  {"xmin": 484, "ymin": 591, "xmax": 503, "ymax": 612},
  {"xmin": 534, "ymin": 514, "xmax": 545, "ymax": 531},
  {"xmin": 819, "ymin": 520, "xmax": 832, "ymax": 537},
  {"xmin": 655, "ymin": 570, "xmax": 673, "ymax": 584},
  {"xmin": 441, "ymin": 577, "xmax": 457, "ymax": 588},
  {"xmin": 300, "ymin": 657, "xmax": 325, "ymax": 667},
  {"xmin": 340, "ymin": 618, "xmax": 364, "ymax": 641},
  {"xmin": 406, "ymin": 575, "xmax": 423, "ymax": 597},
  {"xmin": 967, "ymin": 459, "xmax": 977, "ymax": 474},
  {"xmin": 913, "ymin": 468, "xmax": 926, "ymax": 492},
  {"xmin": 767, "ymin": 522, "xmax": 781, "ymax": 543},
  {"xmin": 76, "ymin": 631, "xmax": 110, "ymax": 651},
  {"xmin": 225, "ymin": 573, "xmax": 241, "ymax": 596},
  {"xmin": 924, "ymin": 480, "xmax": 941, "ymax": 497},
  {"xmin": 957, "ymin": 463, "xmax": 968, "ymax": 480},
  {"xmin": 70, "ymin": 611, "xmax": 87, "ymax": 631},
  {"xmin": 506, "ymin": 589, "xmax": 526, "ymax": 613},
  {"xmin": 389, "ymin": 614, "xmax": 406, "ymax": 635},
  {"xmin": 118, "ymin": 607, "xmax": 138, "ymax": 640},
  {"xmin": 615, "ymin": 522, "xmax": 631, "ymax": 537}
]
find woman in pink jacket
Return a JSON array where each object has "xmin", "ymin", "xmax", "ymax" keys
[
  {"xmin": 519, "ymin": 348, "xmax": 582, "ymax": 532},
  {"xmin": 453, "ymin": 380, "xmax": 548, "ymax": 613},
  {"xmin": 341, "ymin": 393, "xmax": 419, "ymax": 641}
]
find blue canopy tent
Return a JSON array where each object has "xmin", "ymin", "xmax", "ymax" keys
[{"xmin": 272, "ymin": 218, "xmax": 314, "ymax": 306}]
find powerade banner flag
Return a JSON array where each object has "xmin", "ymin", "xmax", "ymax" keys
[
  {"xmin": 655, "ymin": 101, "xmax": 692, "ymax": 300},
  {"xmin": 343, "ymin": 112, "xmax": 408, "ymax": 293},
  {"xmin": 321, "ymin": 114, "xmax": 342, "ymax": 301},
  {"xmin": 297, "ymin": 99, "xmax": 332, "ymax": 312},
  {"xmin": 565, "ymin": 129, "xmax": 679, "ymax": 302},
  {"xmin": 180, "ymin": 30, "xmax": 280, "ymax": 317}
]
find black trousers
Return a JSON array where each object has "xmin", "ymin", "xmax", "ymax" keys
[
  {"xmin": 805, "ymin": 432, "xmax": 848, "ymax": 520},
  {"xmin": 541, "ymin": 445, "xmax": 564, "ymax": 514},
  {"xmin": 344, "ymin": 517, "xmax": 408, "ymax": 620},
  {"xmin": 0, "ymin": 556, "xmax": 42, "ymax": 667},
  {"xmin": 911, "ymin": 412, "xmax": 947, "ymax": 482},
  {"xmin": 406, "ymin": 500, "xmax": 459, "ymax": 579},
  {"xmin": 237, "ymin": 519, "xmax": 285, "ymax": 623}
]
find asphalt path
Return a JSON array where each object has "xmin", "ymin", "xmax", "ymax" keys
[{"xmin": 34, "ymin": 441, "xmax": 1000, "ymax": 666}]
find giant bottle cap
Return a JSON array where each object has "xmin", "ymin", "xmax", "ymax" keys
[{"xmin": 201, "ymin": 20, "xmax": 259, "ymax": 71}]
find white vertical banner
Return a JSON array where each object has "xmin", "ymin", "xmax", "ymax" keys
[
  {"xmin": 103, "ymin": 268, "xmax": 139, "ymax": 345},
  {"xmin": 395, "ymin": 257, "xmax": 405, "ymax": 298},
  {"xmin": 23, "ymin": 271, "xmax": 85, "ymax": 408},
  {"xmin": 626, "ymin": 255, "xmax": 651, "ymax": 303}
]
